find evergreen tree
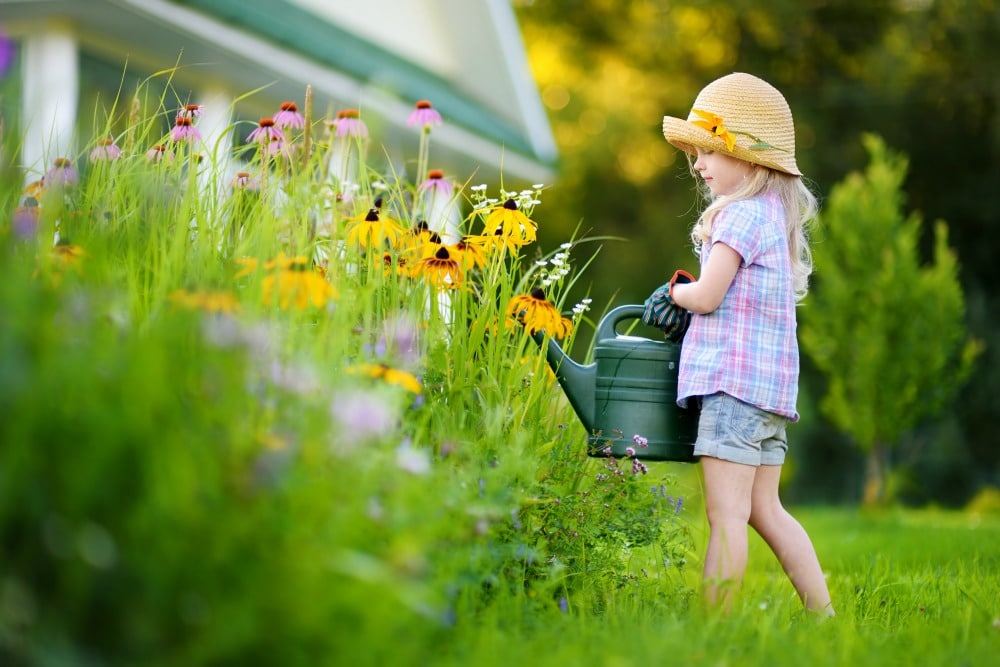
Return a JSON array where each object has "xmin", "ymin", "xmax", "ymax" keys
[{"xmin": 800, "ymin": 134, "xmax": 982, "ymax": 505}]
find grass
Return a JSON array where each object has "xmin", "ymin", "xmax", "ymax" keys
[{"xmin": 435, "ymin": 503, "xmax": 1000, "ymax": 667}]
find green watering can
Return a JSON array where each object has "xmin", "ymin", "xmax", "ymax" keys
[{"xmin": 533, "ymin": 304, "xmax": 700, "ymax": 462}]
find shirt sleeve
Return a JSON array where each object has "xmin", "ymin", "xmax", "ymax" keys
[{"xmin": 710, "ymin": 200, "xmax": 764, "ymax": 266}]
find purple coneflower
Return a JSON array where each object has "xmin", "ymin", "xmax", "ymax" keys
[
  {"xmin": 273, "ymin": 101, "xmax": 305, "ymax": 129},
  {"xmin": 407, "ymin": 99, "xmax": 442, "ymax": 129},
  {"xmin": 12, "ymin": 205, "xmax": 39, "ymax": 239},
  {"xmin": 147, "ymin": 144, "xmax": 174, "ymax": 163},
  {"xmin": 418, "ymin": 169, "xmax": 454, "ymax": 197},
  {"xmin": 171, "ymin": 115, "xmax": 202, "ymax": 143},
  {"xmin": 44, "ymin": 158, "xmax": 78, "ymax": 187},
  {"xmin": 178, "ymin": 104, "xmax": 204, "ymax": 119},
  {"xmin": 232, "ymin": 170, "xmax": 260, "ymax": 191},
  {"xmin": 247, "ymin": 117, "xmax": 284, "ymax": 145},
  {"xmin": 89, "ymin": 137, "xmax": 122, "ymax": 162},
  {"xmin": 332, "ymin": 108, "xmax": 368, "ymax": 138}
]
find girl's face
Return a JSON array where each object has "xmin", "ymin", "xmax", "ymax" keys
[{"xmin": 693, "ymin": 148, "xmax": 752, "ymax": 196}]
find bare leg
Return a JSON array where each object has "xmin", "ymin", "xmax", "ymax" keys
[
  {"xmin": 749, "ymin": 464, "xmax": 834, "ymax": 615},
  {"xmin": 700, "ymin": 456, "xmax": 756, "ymax": 612}
]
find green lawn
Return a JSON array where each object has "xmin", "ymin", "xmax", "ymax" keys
[{"xmin": 435, "ymin": 500, "xmax": 1000, "ymax": 667}]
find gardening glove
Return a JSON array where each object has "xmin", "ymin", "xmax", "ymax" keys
[{"xmin": 642, "ymin": 270, "xmax": 694, "ymax": 343}]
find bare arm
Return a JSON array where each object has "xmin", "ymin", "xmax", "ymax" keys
[{"xmin": 671, "ymin": 242, "xmax": 741, "ymax": 314}]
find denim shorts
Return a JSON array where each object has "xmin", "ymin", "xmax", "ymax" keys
[{"xmin": 692, "ymin": 392, "xmax": 788, "ymax": 466}]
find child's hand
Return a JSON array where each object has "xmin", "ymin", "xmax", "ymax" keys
[{"xmin": 642, "ymin": 281, "xmax": 692, "ymax": 343}]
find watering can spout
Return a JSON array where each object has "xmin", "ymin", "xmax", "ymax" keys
[{"xmin": 531, "ymin": 329, "xmax": 596, "ymax": 434}]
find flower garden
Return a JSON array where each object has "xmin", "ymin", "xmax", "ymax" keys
[{"xmin": 0, "ymin": 79, "xmax": 697, "ymax": 664}]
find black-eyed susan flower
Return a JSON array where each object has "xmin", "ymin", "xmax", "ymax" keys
[
  {"xmin": 690, "ymin": 109, "xmax": 736, "ymax": 152},
  {"xmin": 21, "ymin": 178, "xmax": 45, "ymax": 200},
  {"xmin": 482, "ymin": 198, "xmax": 537, "ymax": 246},
  {"xmin": 345, "ymin": 207, "xmax": 406, "ymax": 250},
  {"xmin": 167, "ymin": 288, "xmax": 241, "ymax": 314},
  {"xmin": 413, "ymin": 245, "xmax": 463, "ymax": 289},
  {"xmin": 507, "ymin": 288, "xmax": 572, "ymax": 338},
  {"xmin": 52, "ymin": 240, "xmax": 84, "ymax": 266},
  {"xmin": 262, "ymin": 256, "xmax": 338, "ymax": 310},
  {"xmin": 449, "ymin": 237, "xmax": 487, "ymax": 271},
  {"xmin": 348, "ymin": 363, "xmax": 422, "ymax": 394}
]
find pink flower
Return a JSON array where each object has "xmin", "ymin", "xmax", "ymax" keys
[
  {"xmin": 171, "ymin": 115, "xmax": 202, "ymax": 142},
  {"xmin": 178, "ymin": 104, "xmax": 204, "ymax": 119},
  {"xmin": 231, "ymin": 171, "xmax": 260, "ymax": 191},
  {"xmin": 247, "ymin": 117, "xmax": 284, "ymax": 145},
  {"xmin": 12, "ymin": 205, "xmax": 39, "ymax": 239},
  {"xmin": 418, "ymin": 169, "xmax": 454, "ymax": 197},
  {"xmin": 407, "ymin": 99, "xmax": 442, "ymax": 129},
  {"xmin": 332, "ymin": 108, "xmax": 368, "ymax": 138},
  {"xmin": 273, "ymin": 101, "xmax": 305, "ymax": 130},
  {"xmin": 90, "ymin": 138, "xmax": 122, "ymax": 162},
  {"xmin": 147, "ymin": 145, "xmax": 175, "ymax": 163},
  {"xmin": 44, "ymin": 158, "xmax": 78, "ymax": 187}
]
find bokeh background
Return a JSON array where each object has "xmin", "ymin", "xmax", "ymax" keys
[{"xmin": 513, "ymin": 0, "xmax": 999, "ymax": 506}]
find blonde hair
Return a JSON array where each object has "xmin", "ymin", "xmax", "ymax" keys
[{"xmin": 689, "ymin": 161, "xmax": 817, "ymax": 302}]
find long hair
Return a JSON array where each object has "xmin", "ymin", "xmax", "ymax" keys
[{"xmin": 688, "ymin": 161, "xmax": 817, "ymax": 302}]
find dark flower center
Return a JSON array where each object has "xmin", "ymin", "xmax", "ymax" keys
[
  {"xmin": 503, "ymin": 198, "xmax": 518, "ymax": 211},
  {"xmin": 281, "ymin": 101, "xmax": 298, "ymax": 111},
  {"xmin": 365, "ymin": 209, "xmax": 380, "ymax": 222},
  {"xmin": 531, "ymin": 288, "xmax": 546, "ymax": 300},
  {"xmin": 435, "ymin": 247, "xmax": 451, "ymax": 260}
]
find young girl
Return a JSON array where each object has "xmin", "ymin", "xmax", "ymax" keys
[{"xmin": 657, "ymin": 72, "xmax": 834, "ymax": 615}]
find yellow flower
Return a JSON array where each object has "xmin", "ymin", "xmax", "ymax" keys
[
  {"xmin": 51, "ymin": 242, "xmax": 85, "ymax": 267},
  {"xmin": 167, "ymin": 289, "xmax": 241, "ymax": 314},
  {"xmin": 262, "ymin": 257, "xmax": 338, "ymax": 310},
  {"xmin": 507, "ymin": 288, "xmax": 573, "ymax": 338},
  {"xmin": 413, "ymin": 246, "xmax": 464, "ymax": 289},
  {"xmin": 345, "ymin": 207, "xmax": 406, "ymax": 249},
  {"xmin": 691, "ymin": 109, "xmax": 737, "ymax": 152},
  {"xmin": 449, "ymin": 238, "xmax": 487, "ymax": 271},
  {"xmin": 348, "ymin": 363, "xmax": 422, "ymax": 394},
  {"xmin": 480, "ymin": 198, "xmax": 537, "ymax": 246},
  {"xmin": 234, "ymin": 256, "xmax": 259, "ymax": 278}
]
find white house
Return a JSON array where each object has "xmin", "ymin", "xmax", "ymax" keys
[{"xmin": 1, "ymin": 0, "xmax": 557, "ymax": 192}]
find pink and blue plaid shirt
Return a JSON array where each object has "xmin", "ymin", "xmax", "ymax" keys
[{"xmin": 677, "ymin": 192, "xmax": 800, "ymax": 421}]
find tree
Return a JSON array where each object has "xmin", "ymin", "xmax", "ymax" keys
[{"xmin": 799, "ymin": 134, "xmax": 982, "ymax": 506}]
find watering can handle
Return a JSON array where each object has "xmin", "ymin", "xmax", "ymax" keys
[{"xmin": 595, "ymin": 304, "xmax": 648, "ymax": 341}]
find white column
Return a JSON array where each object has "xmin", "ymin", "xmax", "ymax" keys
[
  {"xmin": 194, "ymin": 86, "xmax": 234, "ymax": 192},
  {"xmin": 21, "ymin": 25, "xmax": 79, "ymax": 182}
]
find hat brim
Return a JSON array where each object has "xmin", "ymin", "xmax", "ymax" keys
[{"xmin": 662, "ymin": 115, "xmax": 801, "ymax": 176}]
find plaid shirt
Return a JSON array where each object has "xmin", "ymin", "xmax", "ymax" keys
[{"xmin": 677, "ymin": 192, "xmax": 800, "ymax": 421}]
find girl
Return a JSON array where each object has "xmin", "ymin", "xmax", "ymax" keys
[{"xmin": 657, "ymin": 72, "xmax": 834, "ymax": 615}]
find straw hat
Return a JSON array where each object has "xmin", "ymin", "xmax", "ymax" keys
[{"xmin": 662, "ymin": 72, "xmax": 801, "ymax": 176}]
